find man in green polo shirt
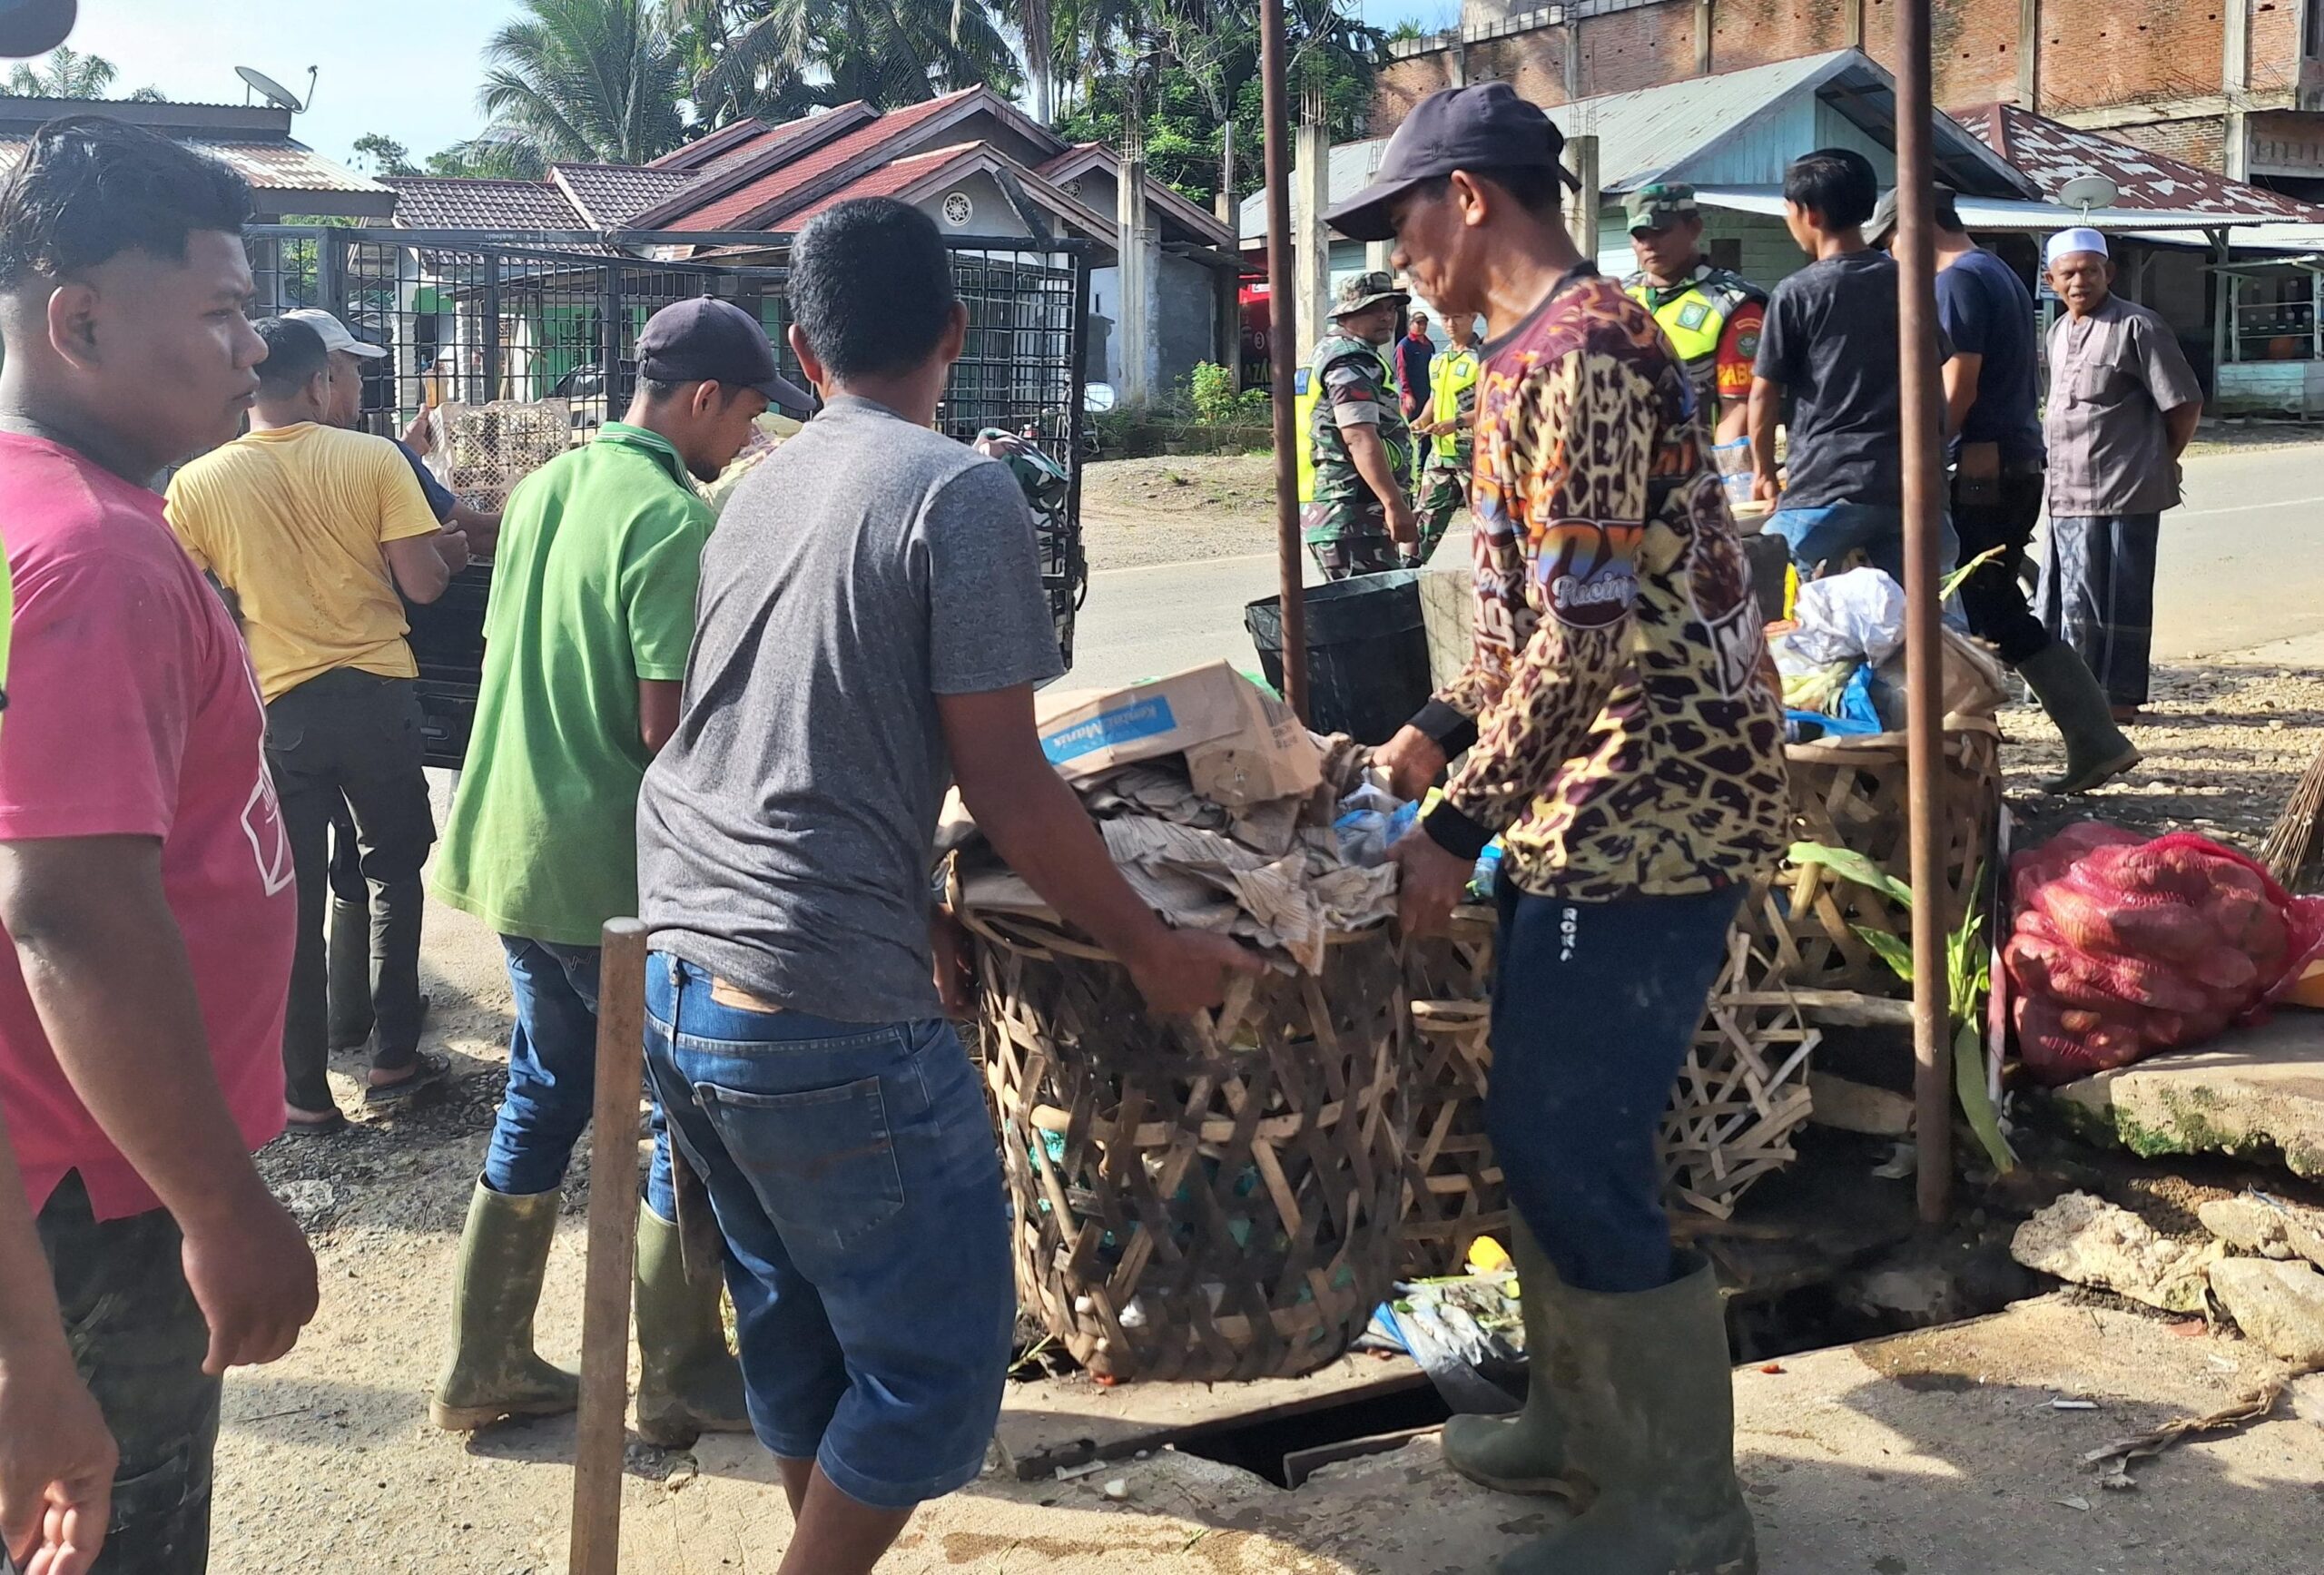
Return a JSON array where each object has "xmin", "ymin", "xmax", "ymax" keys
[{"xmin": 428, "ymin": 299, "xmax": 809, "ymax": 1445}]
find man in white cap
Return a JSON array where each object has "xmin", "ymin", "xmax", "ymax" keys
[
  {"xmin": 2041, "ymin": 228, "xmax": 2203, "ymax": 724},
  {"xmin": 167, "ymin": 317, "xmax": 468, "ymax": 1134}
]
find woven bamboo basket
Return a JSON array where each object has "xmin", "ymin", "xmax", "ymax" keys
[
  {"xmin": 1398, "ymin": 908, "xmax": 1821, "ymax": 1239},
  {"xmin": 1401, "ymin": 906, "xmax": 1504, "ymax": 1276},
  {"xmin": 964, "ymin": 909, "xmax": 1414, "ymax": 1383},
  {"xmin": 1738, "ymin": 724, "xmax": 2003, "ymax": 993}
]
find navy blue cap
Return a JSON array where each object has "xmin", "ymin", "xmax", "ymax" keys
[
  {"xmin": 636, "ymin": 297, "xmax": 812, "ymax": 418},
  {"xmin": 1326, "ymin": 82, "xmax": 1581, "ymax": 243}
]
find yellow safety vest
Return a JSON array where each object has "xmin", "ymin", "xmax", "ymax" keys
[
  {"xmin": 1427, "ymin": 349, "xmax": 1481, "ymax": 460},
  {"xmin": 1637, "ymin": 282, "xmax": 1732, "ymax": 364},
  {"xmin": 1295, "ymin": 340, "xmax": 1401, "ymax": 506}
]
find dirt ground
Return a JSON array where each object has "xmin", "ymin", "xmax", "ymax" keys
[{"xmin": 1078, "ymin": 454, "xmax": 1277, "ymax": 569}]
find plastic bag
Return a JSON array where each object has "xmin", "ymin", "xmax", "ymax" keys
[
  {"xmin": 2006, "ymin": 826, "xmax": 2312, "ymax": 1086},
  {"xmin": 1776, "ymin": 567, "xmax": 1906, "ymax": 669}
]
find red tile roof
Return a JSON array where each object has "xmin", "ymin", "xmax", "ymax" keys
[
  {"xmin": 772, "ymin": 144, "xmax": 982, "ymax": 228},
  {"xmin": 653, "ymin": 89, "xmax": 981, "ymax": 230},
  {"xmin": 1957, "ymin": 103, "xmax": 2324, "ymax": 221},
  {"xmin": 649, "ymin": 117, "xmax": 770, "ymax": 171},
  {"xmin": 1037, "ymin": 142, "xmax": 1104, "ymax": 178}
]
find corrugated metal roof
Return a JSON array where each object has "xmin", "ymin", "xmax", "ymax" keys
[
  {"xmin": 1242, "ymin": 48, "xmax": 2030, "ymax": 241},
  {"xmin": 1689, "ymin": 185, "xmax": 2283, "ymax": 232},
  {"xmin": 0, "ymin": 133, "xmax": 389, "ymax": 198},
  {"xmin": 550, "ymin": 162, "xmax": 699, "ymax": 228},
  {"xmin": 1956, "ymin": 103, "xmax": 2324, "ymax": 222}
]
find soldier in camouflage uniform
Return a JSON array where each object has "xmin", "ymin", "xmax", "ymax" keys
[
  {"xmin": 1300, "ymin": 271, "xmax": 1417, "ymax": 578},
  {"xmin": 1411, "ymin": 310, "xmax": 1482, "ymax": 566}
]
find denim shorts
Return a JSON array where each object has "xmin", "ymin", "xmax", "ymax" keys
[{"xmin": 644, "ymin": 954, "xmax": 1014, "ymax": 1510}]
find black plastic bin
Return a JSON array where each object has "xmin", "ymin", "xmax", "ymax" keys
[{"xmin": 1245, "ymin": 569, "xmax": 1433, "ymax": 745}]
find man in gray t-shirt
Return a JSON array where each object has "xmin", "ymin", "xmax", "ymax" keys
[{"xmin": 635, "ymin": 197, "xmax": 1256, "ymax": 1570}]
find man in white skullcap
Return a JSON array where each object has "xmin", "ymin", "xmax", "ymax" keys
[{"xmin": 2040, "ymin": 227, "xmax": 2203, "ymax": 724}]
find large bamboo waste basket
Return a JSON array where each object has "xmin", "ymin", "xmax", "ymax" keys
[{"xmin": 963, "ymin": 910, "xmax": 1414, "ymax": 1383}]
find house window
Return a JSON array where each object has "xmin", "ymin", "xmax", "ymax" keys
[
  {"xmin": 2309, "ymin": 0, "xmax": 2324, "ymax": 57},
  {"xmin": 941, "ymin": 191, "xmax": 975, "ymax": 227},
  {"xmin": 1061, "ymin": 176, "xmax": 1081, "ymax": 198}
]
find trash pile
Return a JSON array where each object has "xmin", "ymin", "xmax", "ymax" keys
[
  {"xmin": 2005, "ymin": 823, "xmax": 2324, "ymax": 1084},
  {"xmin": 950, "ymin": 662, "xmax": 1402, "ymax": 970},
  {"xmin": 1359, "ymin": 1235, "xmax": 1526, "ymax": 1414},
  {"xmin": 1769, "ymin": 566, "xmax": 2008, "ymax": 740}
]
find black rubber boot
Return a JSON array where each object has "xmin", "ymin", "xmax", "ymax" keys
[
  {"xmin": 1440, "ymin": 1220, "xmax": 1581, "ymax": 1497},
  {"xmin": 1498, "ymin": 1252, "xmax": 1757, "ymax": 1575},
  {"xmin": 633, "ymin": 1204, "xmax": 749, "ymax": 1448},
  {"xmin": 2019, "ymin": 642, "xmax": 2140, "ymax": 794},
  {"xmin": 429, "ymin": 1181, "xmax": 580, "ymax": 1431}
]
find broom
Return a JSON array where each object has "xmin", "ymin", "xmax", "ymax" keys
[{"xmin": 2261, "ymin": 737, "xmax": 2324, "ymax": 893}]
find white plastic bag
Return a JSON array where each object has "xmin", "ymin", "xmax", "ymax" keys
[{"xmin": 1779, "ymin": 566, "xmax": 1906, "ymax": 668}]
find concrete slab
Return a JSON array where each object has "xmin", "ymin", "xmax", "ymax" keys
[{"xmin": 2049, "ymin": 1007, "xmax": 2324, "ymax": 1179}]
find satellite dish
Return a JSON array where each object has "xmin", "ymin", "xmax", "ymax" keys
[
  {"xmin": 236, "ymin": 64, "xmax": 315, "ymax": 113},
  {"xmin": 2060, "ymin": 172, "xmax": 2120, "ymax": 215}
]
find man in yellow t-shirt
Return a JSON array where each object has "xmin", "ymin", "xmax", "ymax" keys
[{"xmin": 166, "ymin": 315, "xmax": 466, "ymax": 1133}]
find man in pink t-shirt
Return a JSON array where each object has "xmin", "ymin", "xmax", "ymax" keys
[{"xmin": 0, "ymin": 115, "xmax": 319, "ymax": 1574}]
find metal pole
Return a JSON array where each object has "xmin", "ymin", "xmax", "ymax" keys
[
  {"xmin": 1259, "ymin": 0, "xmax": 1307, "ymax": 722},
  {"xmin": 1895, "ymin": 0, "xmax": 1953, "ymax": 1226},
  {"xmin": 569, "ymin": 918, "xmax": 649, "ymax": 1575}
]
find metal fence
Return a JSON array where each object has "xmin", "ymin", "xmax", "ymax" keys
[{"xmin": 246, "ymin": 226, "xmax": 1093, "ymax": 759}]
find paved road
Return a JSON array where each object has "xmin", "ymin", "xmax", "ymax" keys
[{"xmin": 1062, "ymin": 442, "xmax": 2324, "ymax": 691}]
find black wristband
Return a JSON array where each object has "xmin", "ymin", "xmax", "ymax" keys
[
  {"xmin": 1412, "ymin": 699, "xmax": 1478, "ymax": 758},
  {"xmin": 1421, "ymin": 799, "xmax": 1493, "ymax": 861}
]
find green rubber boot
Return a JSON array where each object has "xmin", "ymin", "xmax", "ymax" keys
[
  {"xmin": 429, "ymin": 1181, "xmax": 580, "ymax": 1431},
  {"xmin": 1499, "ymin": 1252, "xmax": 1757, "ymax": 1575},
  {"xmin": 634, "ymin": 1204, "xmax": 749, "ymax": 1448},
  {"xmin": 2020, "ymin": 642, "xmax": 2140, "ymax": 794},
  {"xmin": 1441, "ymin": 1220, "xmax": 1581, "ymax": 1497}
]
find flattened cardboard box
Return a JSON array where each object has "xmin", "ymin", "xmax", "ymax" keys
[{"xmin": 1036, "ymin": 661, "xmax": 1323, "ymax": 809}]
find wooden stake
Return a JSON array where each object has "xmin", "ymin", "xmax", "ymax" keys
[{"xmin": 568, "ymin": 918, "xmax": 649, "ymax": 1575}]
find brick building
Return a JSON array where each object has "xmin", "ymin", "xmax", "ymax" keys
[{"xmin": 1381, "ymin": 0, "xmax": 2324, "ymax": 196}]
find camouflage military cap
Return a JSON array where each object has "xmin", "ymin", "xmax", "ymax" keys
[
  {"xmin": 1332, "ymin": 270, "xmax": 1410, "ymax": 319},
  {"xmin": 1624, "ymin": 182, "xmax": 1699, "ymax": 233}
]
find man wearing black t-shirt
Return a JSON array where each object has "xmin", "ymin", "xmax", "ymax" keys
[
  {"xmin": 1868, "ymin": 187, "xmax": 2138, "ymax": 792},
  {"xmin": 1748, "ymin": 147, "xmax": 1955, "ymax": 586}
]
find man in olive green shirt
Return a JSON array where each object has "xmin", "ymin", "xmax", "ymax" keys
[{"xmin": 428, "ymin": 299, "xmax": 808, "ymax": 1446}]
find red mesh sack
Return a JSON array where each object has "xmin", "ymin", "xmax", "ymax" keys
[{"xmin": 2006, "ymin": 826, "xmax": 2306, "ymax": 1086}]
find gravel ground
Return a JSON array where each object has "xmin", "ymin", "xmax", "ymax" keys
[{"xmin": 1997, "ymin": 660, "xmax": 2324, "ymax": 864}]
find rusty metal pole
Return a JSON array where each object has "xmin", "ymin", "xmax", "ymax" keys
[
  {"xmin": 1259, "ymin": 0, "xmax": 1307, "ymax": 722},
  {"xmin": 1894, "ymin": 0, "xmax": 1953, "ymax": 1226}
]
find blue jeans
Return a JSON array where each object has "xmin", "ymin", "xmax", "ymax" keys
[
  {"xmin": 644, "ymin": 954, "xmax": 1013, "ymax": 1510},
  {"xmin": 1768, "ymin": 500, "xmax": 1961, "ymax": 593},
  {"xmin": 1488, "ymin": 883, "xmax": 1744, "ymax": 1294},
  {"xmin": 484, "ymin": 935, "xmax": 675, "ymax": 1216}
]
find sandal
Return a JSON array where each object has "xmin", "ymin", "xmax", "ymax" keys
[
  {"xmin": 364, "ymin": 1049, "xmax": 450, "ymax": 1108},
  {"xmin": 282, "ymin": 1107, "xmax": 350, "ymax": 1137}
]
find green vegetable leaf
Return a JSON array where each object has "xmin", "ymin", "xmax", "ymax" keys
[
  {"xmin": 1955, "ymin": 1018, "xmax": 2017, "ymax": 1174},
  {"xmin": 1852, "ymin": 924, "xmax": 1917, "ymax": 985},
  {"xmin": 1938, "ymin": 545, "xmax": 2008, "ymax": 605},
  {"xmin": 1791, "ymin": 842, "xmax": 1914, "ymax": 908}
]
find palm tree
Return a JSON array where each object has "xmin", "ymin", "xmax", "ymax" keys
[
  {"xmin": 478, "ymin": 0, "xmax": 688, "ymax": 167},
  {"xmin": 6, "ymin": 45, "xmax": 165, "ymax": 101},
  {"xmin": 689, "ymin": 0, "xmax": 1019, "ymax": 119}
]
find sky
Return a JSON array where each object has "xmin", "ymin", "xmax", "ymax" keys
[{"xmin": 56, "ymin": 0, "xmax": 1455, "ymax": 176}]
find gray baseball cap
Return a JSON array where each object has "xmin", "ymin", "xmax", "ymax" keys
[
  {"xmin": 1326, "ymin": 83, "xmax": 1581, "ymax": 243},
  {"xmin": 1868, "ymin": 182, "xmax": 1958, "ymax": 244}
]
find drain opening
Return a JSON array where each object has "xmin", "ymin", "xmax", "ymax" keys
[{"xmin": 1173, "ymin": 1381, "xmax": 1465, "ymax": 1489}]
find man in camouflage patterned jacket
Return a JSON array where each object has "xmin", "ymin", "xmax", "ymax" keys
[{"xmin": 1301, "ymin": 271, "xmax": 1418, "ymax": 578}]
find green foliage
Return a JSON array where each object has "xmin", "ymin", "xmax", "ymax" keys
[
  {"xmin": 6, "ymin": 46, "xmax": 165, "ymax": 102},
  {"xmin": 1793, "ymin": 841, "xmax": 2020, "ymax": 1174},
  {"xmin": 1054, "ymin": 0, "xmax": 1384, "ymax": 211},
  {"xmin": 679, "ymin": 0, "xmax": 1019, "ymax": 125},
  {"xmin": 423, "ymin": 136, "xmax": 550, "ymax": 182},
  {"xmin": 352, "ymin": 134, "xmax": 420, "ymax": 178},
  {"xmin": 478, "ymin": 0, "xmax": 690, "ymax": 167},
  {"xmin": 1188, "ymin": 361, "xmax": 1268, "ymax": 426}
]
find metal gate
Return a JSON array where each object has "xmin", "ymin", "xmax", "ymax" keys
[{"xmin": 245, "ymin": 226, "xmax": 1093, "ymax": 762}]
